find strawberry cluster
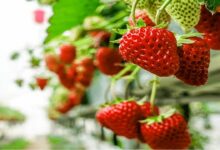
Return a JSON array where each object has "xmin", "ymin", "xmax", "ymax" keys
[
  {"xmin": 96, "ymin": 101, "xmax": 191, "ymax": 149},
  {"xmin": 45, "ymin": 44, "xmax": 95, "ymax": 113},
  {"xmin": 119, "ymin": 25, "xmax": 210, "ymax": 86}
]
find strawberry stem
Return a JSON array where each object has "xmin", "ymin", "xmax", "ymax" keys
[
  {"xmin": 155, "ymin": 0, "xmax": 171, "ymax": 25},
  {"xmin": 150, "ymin": 75, "xmax": 159, "ymax": 113},
  {"xmin": 109, "ymin": 32, "xmax": 116, "ymax": 48},
  {"xmin": 130, "ymin": 0, "xmax": 140, "ymax": 26}
]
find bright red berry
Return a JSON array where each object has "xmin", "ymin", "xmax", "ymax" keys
[
  {"xmin": 44, "ymin": 54, "xmax": 60, "ymax": 72},
  {"xmin": 129, "ymin": 10, "xmax": 155, "ymax": 27},
  {"xmin": 96, "ymin": 47, "xmax": 124, "ymax": 76},
  {"xmin": 119, "ymin": 26, "xmax": 179, "ymax": 77},
  {"xmin": 195, "ymin": 5, "xmax": 220, "ymax": 50},
  {"xmin": 140, "ymin": 113, "xmax": 191, "ymax": 149},
  {"xmin": 175, "ymin": 37, "xmax": 210, "ymax": 86},
  {"xmin": 96, "ymin": 101, "xmax": 142, "ymax": 139},
  {"xmin": 73, "ymin": 57, "xmax": 95, "ymax": 87},
  {"xmin": 59, "ymin": 44, "xmax": 76, "ymax": 64},
  {"xmin": 140, "ymin": 102, "xmax": 159, "ymax": 118},
  {"xmin": 36, "ymin": 77, "xmax": 48, "ymax": 90}
]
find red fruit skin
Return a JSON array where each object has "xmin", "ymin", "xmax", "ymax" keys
[
  {"xmin": 55, "ymin": 64, "xmax": 75, "ymax": 89},
  {"xmin": 195, "ymin": 5, "xmax": 220, "ymax": 50},
  {"xmin": 141, "ymin": 113, "xmax": 191, "ymax": 149},
  {"xmin": 89, "ymin": 30, "xmax": 111, "ymax": 47},
  {"xmin": 140, "ymin": 102, "xmax": 159, "ymax": 118},
  {"xmin": 36, "ymin": 77, "xmax": 48, "ymax": 90},
  {"xmin": 73, "ymin": 57, "xmax": 95, "ymax": 87},
  {"xmin": 45, "ymin": 54, "xmax": 60, "ymax": 72},
  {"xmin": 96, "ymin": 47, "xmax": 124, "ymax": 76},
  {"xmin": 129, "ymin": 10, "xmax": 155, "ymax": 27},
  {"xmin": 119, "ymin": 27, "xmax": 179, "ymax": 77},
  {"xmin": 175, "ymin": 37, "xmax": 210, "ymax": 86},
  {"xmin": 68, "ymin": 85, "xmax": 84, "ymax": 105},
  {"xmin": 96, "ymin": 101, "xmax": 142, "ymax": 139},
  {"xmin": 59, "ymin": 44, "xmax": 76, "ymax": 64}
]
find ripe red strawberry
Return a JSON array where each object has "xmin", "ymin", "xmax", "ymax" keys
[
  {"xmin": 129, "ymin": 10, "xmax": 155, "ymax": 27},
  {"xmin": 36, "ymin": 77, "xmax": 48, "ymax": 90},
  {"xmin": 195, "ymin": 5, "xmax": 220, "ymax": 50},
  {"xmin": 73, "ymin": 57, "xmax": 95, "ymax": 87},
  {"xmin": 54, "ymin": 64, "xmax": 75, "ymax": 89},
  {"xmin": 140, "ymin": 102, "xmax": 159, "ymax": 118},
  {"xmin": 68, "ymin": 85, "xmax": 85, "ymax": 105},
  {"xmin": 44, "ymin": 54, "xmax": 60, "ymax": 72},
  {"xmin": 96, "ymin": 101, "xmax": 142, "ymax": 139},
  {"xmin": 140, "ymin": 113, "xmax": 191, "ymax": 149},
  {"xmin": 175, "ymin": 37, "xmax": 210, "ymax": 86},
  {"xmin": 89, "ymin": 30, "xmax": 111, "ymax": 47},
  {"xmin": 96, "ymin": 47, "xmax": 124, "ymax": 76},
  {"xmin": 119, "ymin": 27, "xmax": 179, "ymax": 76},
  {"xmin": 59, "ymin": 44, "xmax": 76, "ymax": 64}
]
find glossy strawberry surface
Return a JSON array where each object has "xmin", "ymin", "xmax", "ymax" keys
[
  {"xmin": 141, "ymin": 113, "xmax": 191, "ymax": 149},
  {"xmin": 119, "ymin": 27, "xmax": 179, "ymax": 76},
  {"xmin": 175, "ymin": 37, "xmax": 210, "ymax": 86},
  {"xmin": 96, "ymin": 101, "xmax": 142, "ymax": 139}
]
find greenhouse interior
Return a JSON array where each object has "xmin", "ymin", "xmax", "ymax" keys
[{"xmin": 0, "ymin": 0, "xmax": 220, "ymax": 149}]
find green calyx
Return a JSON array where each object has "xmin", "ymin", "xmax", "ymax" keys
[
  {"xmin": 176, "ymin": 32, "xmax": 203, "ymax": 46},
  {"xmin": 140, "ymin": 109, "xmax": 176, "ymax": 125}
]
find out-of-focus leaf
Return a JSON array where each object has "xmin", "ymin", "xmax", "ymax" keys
[
  {"xmin": 10, "ymin": 52, "xmax": 20, "ymax": 60},
  {"xmin": 29, "ymin": 56, "xmax": 41, "ymax": 68},
  {"xmin": 15, "ymin": 79, "xmax": 24, "ymax": 87},
  {"xmin": 45, "ymin": 0, "xmax": 99, "ymax": 43}
]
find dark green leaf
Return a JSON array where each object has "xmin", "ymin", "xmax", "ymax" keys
[
  {"xmin": 29, "ymin": 57, "xmax": 41, "ymax": 68},
  {"xmin": 10, "ymin": 52, "xmax": 20, "ymax": 60},
  {"xmin": 15, "ymin": 79, "xmax": 24, "ymax": 87},
  {"xmin": 205, "ymin": 0, "xmax": 220, "ymax": 11},
  {"xmin": 45, "ymin": 0, "xmax": 100, "ymax": 43}
]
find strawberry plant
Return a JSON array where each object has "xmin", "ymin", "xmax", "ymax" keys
[{"xmin": 9, "ymin": 0, "xmax": 220, "ymax": 149}]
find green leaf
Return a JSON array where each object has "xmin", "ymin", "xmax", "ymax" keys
[
  {"xmin": 45, "ymin": 0, "xmax": 100, "ymax": 43},
  {"xmin": 29, "ymin": 56, "xmax": 41, "ymax": 68},
  {"xmin": 10, "ymin": 52, "xmax": 20, "ymax": 60},
  {"xmin": 112, "ymin": 28, "xmax": 128, "ymax": 35},
  {"xmin": 15, "ymin": 79, "xmax": 24, "ymax": 87},
  {"xmin": 136, "ymin": 19, "xmax": 146, "ymax": 28},
  {"xmin": 205, "ymin": 0, "xmax": 220, "ymax": 11}
]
